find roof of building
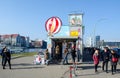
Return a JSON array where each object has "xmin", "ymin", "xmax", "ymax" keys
[
  {"xmin": 2, "ymin": 35, "xmax": 11, "ymax": 38},
  {"xmin": 11, "ymin": 34, "xmax": 19, "ymax": 38}
]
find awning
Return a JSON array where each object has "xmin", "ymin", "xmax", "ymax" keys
[{"xmin": 50, "ymin": 36, "xmax": 78, "ymax": 39}]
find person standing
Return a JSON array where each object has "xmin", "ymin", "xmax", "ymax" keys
[
  {"xmin": 55, "ymin": 45, "xmax": 60, "ymax": 62},
  {"xmin": 71, "ymin": 42, "xmax": 76, "ymax": 64},
  {"xmin": 93, "ymin": 49, "xmax": 100, "ymax": 73},
  {"xmin": 1, "ymin": 46, "xmax": 11, "ymax": 69},
  {"xmin": 101, "ymin": 47, "xmax": 110, "ymax": 73},
  {"xmin": 76, "ymin": 37, "xmax": 81, "ymax": 62},
  {"xmin": 45, "ymin": 49, "xmax": 50, "ymax": 65},
  {"xmin": 62, "ymin": 40, "xmax": 67, "ymax": 59},
  {"xmin": 110, "ymin": 50, "xmax": 119, "ymax": 75}
]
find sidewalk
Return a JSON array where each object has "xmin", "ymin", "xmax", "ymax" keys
[
  {"xmin": 63, "ymin": 62, "xmax": 120, "ymax": 78},
  {"xmin": 0, "ymin": 56, "xmax": 120, "ymax": 78}
]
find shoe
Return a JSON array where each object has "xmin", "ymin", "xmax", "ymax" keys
[
  {"xmin": 102, "ymin": 69, "xmax": 104, "ymax": 72},
  {"xmin": 3, "ymin": 67, "xmax": 5, "ymax": 69},
  {"xmin": 9, "ymin": 67, "xmax": 11, "ymax": 69},
  {"xmin": 66, "ymin": 63, "xmax": 69, "ymax": 65},
  {"xmin": 112, "ymin": 73, "xmax": 114, "ymax": 75},
  {"xmin": 95, "ymin": 70, "xmax": 97, "ymax": 72}
]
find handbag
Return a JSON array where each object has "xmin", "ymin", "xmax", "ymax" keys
[{"xmin": 112, "ymin": 57, "xmax": 118, "ymax": 62}]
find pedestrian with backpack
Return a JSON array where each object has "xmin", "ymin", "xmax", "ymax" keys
[{"xmin": 110, "ymin": 49, "xmax": 119, "ymax": 75}]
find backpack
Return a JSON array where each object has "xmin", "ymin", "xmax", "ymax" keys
[{"xmin": 112, "ymin": 57, "xmax": 118, "ymax": 62}]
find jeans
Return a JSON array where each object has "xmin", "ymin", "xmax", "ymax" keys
[
  {"xmin": 45, "ymin": 60, "xmax": 49, "ymax": 65},
  {"xmin": 76, "ymin": 50, "xmax": 81, "ymax": 62},
  {"xmin": 63, "ymin": 53, "xmax": 68, "ymax": 64}
]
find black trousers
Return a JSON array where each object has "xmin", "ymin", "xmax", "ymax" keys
[
  {"xmin": 111, "ymin": 65, "xmax": 117, "ymax": 73},
  {"xmin": 55, "ymin": 54, "xmax": 60, "ymax": 61},
  {"xmin": 95, "ymin": 64, "xmax": 98, "ymax": 72},
  {"xmin": 102, "ymin": 61, "xmax": 108, "ymax": 72},
  {"xmin": 2, "ymin": 57, "xmax": 4, "ymax": 66},
  {"xmin": 3, "ymin": 58, "xmax": 11, "ymax": 69}
]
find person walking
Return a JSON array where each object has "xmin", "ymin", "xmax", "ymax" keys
[
  {"xmin": 1, "ymin": 46, "xmax": 11, "ymax": 69},
  {"xmin": 76, "ymin": 37, "xmax": 81, "ymax": 62},
  {"xmin": 93, "ymin": 49, "xmax": 100, "ymax": 73},
  {"xmin": 110, "ymin": 50, "xmax": 119, "ymax": 75},
  {"xmin": 62, "ymin": 48, "xmax": 69, "ymax": 65},
  {"xmin": 101, "ymin": 47, "xmax": 110, "ymax": 73}
]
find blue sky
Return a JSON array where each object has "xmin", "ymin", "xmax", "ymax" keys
[{"xmin": 0, "ymin": 0, "xmax": 120, "ymax": 41}]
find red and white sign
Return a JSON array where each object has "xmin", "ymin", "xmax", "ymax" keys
[{"xmin": 45, "ymin": 17, "xmax": 62, "ymax": 34}]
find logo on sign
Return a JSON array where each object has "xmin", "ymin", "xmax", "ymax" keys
[{"xmin": 45, "ymin": 17, "xmax": 62, "ymax": 36}]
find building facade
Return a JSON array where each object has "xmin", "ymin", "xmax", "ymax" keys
[
  {"xmin": 0, "ymin": 34, "xmax": 29, "ymax": 47},
  {"xmin": 29, "ymin": 40, "xmax": 47, "ymax": 48},
  {"xmin": 103, "ymin": 41, "xmax": 120, "ymax": 49},
  {"xmin": 95, "ymin": 35, "xmax": 100, "ymax": 48}
]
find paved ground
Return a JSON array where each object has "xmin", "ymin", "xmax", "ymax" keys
[{"xmin": 0, "ymin": 56, "xmax": 120, "ymax": 78}]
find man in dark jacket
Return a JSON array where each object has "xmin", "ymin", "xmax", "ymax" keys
[
  {"xmin": 101, "ymin": 47, "xmax": 110, "ymax": 73},
  {"xmin": 1, "ymin": 46, "xmax": 11, "ymax": 69}
]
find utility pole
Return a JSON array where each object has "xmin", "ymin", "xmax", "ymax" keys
[{"xmin": 93, "ymin": 18, "xmax": 107, "ymax": 47}]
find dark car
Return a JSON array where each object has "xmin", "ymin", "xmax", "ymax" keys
[{"xmin": 117, "ymin": 49, "xmax": 120, "ymax": 64}]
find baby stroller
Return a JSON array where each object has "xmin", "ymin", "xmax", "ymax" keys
[
  {"xmin": 33, "ymin": 53, "xmax": 45, "ymax": 65},
  {"xmin": 33, "ymin": 55, "xmax": 42, "ymax": 65}
]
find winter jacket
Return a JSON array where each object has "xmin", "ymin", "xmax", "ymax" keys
[
  {"xmin": 101, "ymin": 51, "xmax": 110, "ymax": 62},
  {"xmin": 110, "ymin": 53, "xmax": 119, "ymax": 65},
  {"xmin": 93, "ymin": 53, "xmax": 100, "ymax": 65},
  {"xmin": 1, "ymin": 48, "xmax": 11, "ymax": 60}
]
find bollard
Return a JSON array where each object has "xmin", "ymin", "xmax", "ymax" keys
[
  {"xmin": 70, "ymin": 66, "xmax": 73, "ymax": 78},
  {"xmin": 70, "ymin": 63, "xmax": 77, "ymax": 78}
]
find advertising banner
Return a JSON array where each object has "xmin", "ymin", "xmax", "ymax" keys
[
  {"xmin": 70, "ymin": 26, "xmax": 82, "ymax": 37},
  {"xmin": 69, "ymin": 14, "xmax": 83, "ymax": 26}
]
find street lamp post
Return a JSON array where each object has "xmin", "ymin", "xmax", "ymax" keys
[{"xmin": 93, "ymin": 18, "xmax": 107, "ymax": 47}]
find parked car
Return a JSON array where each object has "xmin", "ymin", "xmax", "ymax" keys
[{"xmin": 0, "ymin": 49, "xmax": 2, "ymax": 55}]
